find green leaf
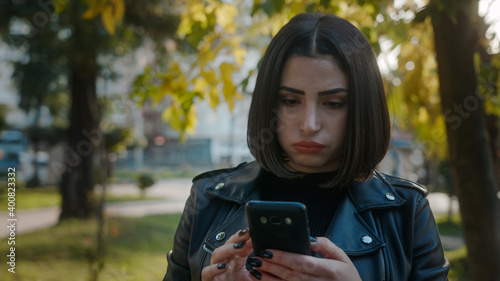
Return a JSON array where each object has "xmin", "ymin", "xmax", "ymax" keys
[
  {"xmin": 273, "ymin": 0, "xmax": 284, "ymax": 14},
  {"xmin": 240, "ymin": 70, "xmax": 254, "ymax": 94},
  {"xmin": 319, "ymin": 0, "xmax": 331, "ymax": 9},
  {"xmin": 260, "ymin": 1, "xmax": 275, "ymax": 17}
]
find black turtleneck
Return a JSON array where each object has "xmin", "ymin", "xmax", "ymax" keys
[{"xmin": 258, "ymin": 169, "xmax": 347, "ymax": 237}]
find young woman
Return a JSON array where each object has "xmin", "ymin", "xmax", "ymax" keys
[{"xmin": 163, "ymin": 13, "xmax": 450, "ymax": 281}]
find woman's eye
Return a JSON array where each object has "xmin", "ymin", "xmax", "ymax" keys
[
  {"xmin": 281, "ymin": 99, "xmax": 299, "ymax": 106},
  {"xmin": 325, "ymin": 101, "xmax": 345, "ymax": 108}
]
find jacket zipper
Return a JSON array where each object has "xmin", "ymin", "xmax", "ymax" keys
[
  {"xmin": 202, "ymin": 243, "xmax": 214, "ymax": 255},
  {"xmin": 380, "ymin": 250, "xmax": 386, "ymax": 281}
]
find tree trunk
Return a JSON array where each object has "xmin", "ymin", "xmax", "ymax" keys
[
  {"xmin": 431, "ymin": 1, "xmax": 500, "ymax": 280},
  {"xmin": 59, "ymin": 68, "xmax": 98, "ymax": 219},
  {"xmin": 59, "ymin": 4, "xmax": 100, "ymax": 220}
]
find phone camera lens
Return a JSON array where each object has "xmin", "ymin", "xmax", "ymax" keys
[
  {"xmin": 260, "ymin": 217, "xmax": 267, "ymax": 224},
  {"xmin": 271, "ymin": 217, "xmax": 281, "ymax": 224}
]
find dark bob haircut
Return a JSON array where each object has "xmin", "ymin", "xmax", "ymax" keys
[{"xmin": 247, "ymin": 13, "xmax": 390, "ymax": 189}]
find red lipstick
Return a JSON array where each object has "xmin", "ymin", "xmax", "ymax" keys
[{"xmin": 292, "ymin": 141, "xmax": 325, "ymax": 154}]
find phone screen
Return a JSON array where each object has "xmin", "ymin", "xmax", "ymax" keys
[{"xmin": 245, "ymin": 200, "xmax": 311, "ymax": 256}]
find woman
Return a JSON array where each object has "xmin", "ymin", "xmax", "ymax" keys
[{"xmin": 164, "ymin": 13, "xmax": 450, "ymax": 281}]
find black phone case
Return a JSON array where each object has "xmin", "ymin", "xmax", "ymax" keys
[{"xmin": 245, "ymin": 200, "xmax": 311, "ymax": 256}]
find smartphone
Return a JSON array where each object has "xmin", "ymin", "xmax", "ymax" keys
[{"xmin": 245, "ymin": 200, "xmax": 311, "ymax": 256}]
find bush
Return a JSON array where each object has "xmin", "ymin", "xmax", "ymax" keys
[{"xmin": 136, "ymin": 173, "xmax": 155, "ymax": 197}]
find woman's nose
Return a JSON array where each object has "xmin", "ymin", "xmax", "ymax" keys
[{"xmin": 300, "ymin": 105, "xmax": 321, "ymax": 134}]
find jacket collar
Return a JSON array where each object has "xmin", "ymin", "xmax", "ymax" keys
[
  {"xmin": 206, "ymin": 162, "xmax": 405, "ymax": 210},
  {"xmin": 205, "ymin": 162, "xmax": 406, "ymax": 255},
  {"xmin": 205, "ymin": 162, "xmax": 263, "ymax": 204}
]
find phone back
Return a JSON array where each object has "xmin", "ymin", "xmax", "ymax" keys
[{"xmin": 245, "ymin": 200, "xmax": 311, "ymax": 256}]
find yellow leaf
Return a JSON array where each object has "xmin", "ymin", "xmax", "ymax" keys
[
  {"xmin": 177, "ymin": 16, "xmax": 193, "ymax": 38},
  {"xmin": 114, "ymin": 0, "xmax": 125, "ymax": 23},
  {"xmin": 418, "ymin": 106, "xmax": 428, "ymax": 124},
  {"xmin": 215, "ymin": 4, "xmax": 238, "ymax": 33},
  {"xmin": 98, "ymin": 0, "xmax": 125, "ymax": 35},
  {"xmin": 163, "ymin": 101, "xmax": 183, "ymax": 131},
  {"xmin": 233, "ymin": 46, "xmax": 246, "ymax": 65},
  {"xmin": 83, "ymin": 7, "xmax": 102, "ymax": 19},
  {"xmin": 223, "ymin": 84, "xmax": 236, "ymax": 111},
  {"xmin": 162, "ymin": 106, "xmax": 173, "ymax": 122},
  {"xmin": 185, "ymin": 105, "xmax": 198, "ymax": 135},
  {"xmin": 160, "ymin": 62, "xmax": 187, "ymax": 97},
  {"xmin": 193, "ymin": 77, "xmax": 209, "ymax": 92},
  {"xmin": 224, "ymin": 36, "xmax": 246, "ymax": 65},
  {"xmin": 102, "ymin": 5, "xmax": 116, "ymax": 34},
  {"xmin": 198, "ymin": 70, "xmax": 219, "ymax": 109},
  {"xmin": 208, "ymin": 88, "xmax": 219, "ymax": 109},
  {"xmin": 220, "ymin": 62, "xmax": 242, "ymax": 111},
  {"xmin": 197, "ymin": 34, "xmax": 223, "ymax": 67},
  {"xmin": 203, "ymin": 69, "xmax": 218, "ymax": 86},
  {"xmin": 190, "ymin": 2, "xmax": 208, "ymax": 28},
  {"xmin": 220, "ymin": 62, "xmax": 237, "ymax": 84}
]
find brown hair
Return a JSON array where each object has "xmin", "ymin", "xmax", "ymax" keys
[{"xmin": 247, "ymin": 13, "xmax": 390, "ymax": 189}]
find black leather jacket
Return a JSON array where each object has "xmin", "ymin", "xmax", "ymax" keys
[{"xmin": 163, "ymin": 162, "xmax": 450, "ymax": 281}]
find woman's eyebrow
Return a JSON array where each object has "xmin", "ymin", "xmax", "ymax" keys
[
  {"xmin": 278, "ymin": 86, "xmax": 349, "ymax": 96},
  {"xmin": 318, "ymin": 88, "xmax": 349, "ymax": 96},
  {"xmin": 279, "ymin": 86, "xmax": 304, "ymax": 94}
]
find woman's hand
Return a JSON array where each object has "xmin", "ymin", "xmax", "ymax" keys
[
  {"xmin": 201, "ymin": 228, "xmax": 254, "ymax": 281},
  {"xmin": 247, "ymin": 237, "xmax": 361, "ymax": 281}
]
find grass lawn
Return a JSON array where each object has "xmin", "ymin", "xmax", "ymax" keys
[
  {"xmin": 0, "ymin": 185, "xmax": 162, "ymax": 210},
  {"xmin": 0, "ymin": 213, "xmax": 182, "ymax": 281},
  {"xmin": 435, "ymin": 214, "xmax": 469, "ymax": 281}
]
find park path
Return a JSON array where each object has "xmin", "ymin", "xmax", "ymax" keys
[
  {"xmin": 0, "ymin": 178, "xmax": 192, "ymax": 239},
  {"xmin": 0, "ymin": 179, "xmax": 463, "ymax": 249}
]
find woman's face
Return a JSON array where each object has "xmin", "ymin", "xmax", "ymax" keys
[{"xmin": 277, "ymin": 56, "xmax": 348, "ymax": 173}]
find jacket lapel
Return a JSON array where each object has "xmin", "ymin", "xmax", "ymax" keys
[
  {"xmin": 205, "ymin": 162, "xmax": 262, "ymax": 204},
  {"xmin": 326, "ymin": 172, "xmax": 405, "ymax": 255}
]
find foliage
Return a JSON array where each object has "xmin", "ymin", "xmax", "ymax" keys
[
  {"xmin": 130, "ymin": 0, "xmax": 249, "ymax": 140},
  {"xmin": 388, "ymin": 16, "xmax": 449, "ymax": 160},
  {"xmin": 136, "ymin": 173, "xmax": 155, "ymax": 194},
  {"xmin": 140, "ymin": 0, "xmax": 498, "ymax": 162},
  {"xmin": 477, "ymin": 52, "xmax": 500, "ymax": 117}
]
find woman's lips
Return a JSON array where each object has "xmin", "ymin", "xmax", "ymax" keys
[{"xmin": 292, "ymin": 141, "xmax": 325, "ymax": 154}]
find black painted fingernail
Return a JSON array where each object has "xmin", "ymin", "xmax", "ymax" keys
[
  {"xmin": 310, "ymin": 236, "xmax": 317, "ymax": 242},
  {"xmin": 234, "ymin": 241, "xmax": 245, "ymax": 249},
  {"xmin": 238, "ymin": 228, "xmax": 248, "ymax": 236},
  {"xmin": 247, "ymin": 257, "xmax": 262, "ymax": 268},
  {"xmin": 260, "ymin": 250, "xmax": 273, "ymax": 259},
  {"xmin": 217, "ymin": 263, "xmax": 226, "ymax": 270},
  {"xmin": 249, "ymin": 269, "xmax": 262, "ymax": 280}
]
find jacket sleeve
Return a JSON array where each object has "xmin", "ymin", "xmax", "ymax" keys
[
  {"xmin": 410, "ymin": 193, "xmax": 451, "ymax": 280},
  {"xmin": 163, "ymin": 184, "xmax": 197, "ymax": 281}
]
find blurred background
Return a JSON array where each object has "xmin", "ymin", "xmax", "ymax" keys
[{"xmin": 0, "ymin": 0, "xmax": 499, "ymax": 280}]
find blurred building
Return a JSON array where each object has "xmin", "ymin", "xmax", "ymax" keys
[{"xmin": 113, "ymin": 96, "xmax": 254, "ymax": 171}]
